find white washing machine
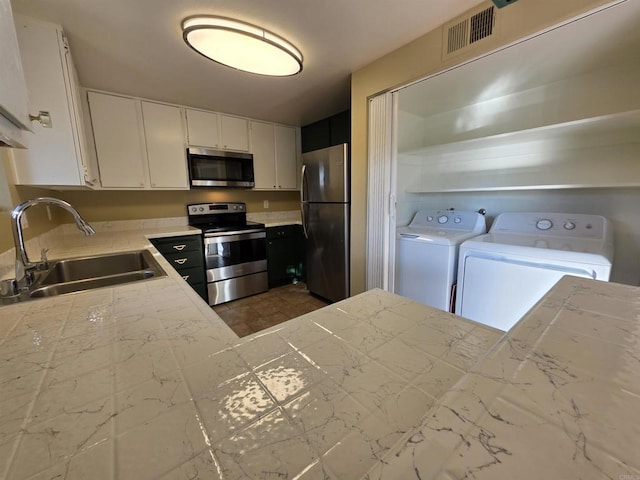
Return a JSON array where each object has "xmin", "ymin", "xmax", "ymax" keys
[
  {"xmin": 455, "ymin": 212, "xmax": 614, "ymax": 331},
  {"xmin": 395, "ymin": 209, "xmax": 487, "ymax": 312}
]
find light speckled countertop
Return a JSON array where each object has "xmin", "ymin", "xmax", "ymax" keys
[{"xmin": 0, "ymin": 221, "xmax": 639, "ymax": 479}]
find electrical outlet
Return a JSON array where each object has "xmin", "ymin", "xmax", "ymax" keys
[{"xmin": 263, "ymin": 200, "xmax": 269, "ymax": 209}]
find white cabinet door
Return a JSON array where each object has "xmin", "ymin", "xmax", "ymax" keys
[
  {"xmin": 275, "ymin": 125, "xmax": 299, "ymax": 190},
  {"xmin": 141, "ymin": 101, "xmax": 188, "ymax": 189},
  {"xmin": 185, "ymin": 109, "xmax": 219, "ymax": 148},
  {"xmin": 250, "ymin": 121, "xmax": 277, "ymax": 189},
  {"xmin": 88, "ymin": 91, "xmax": 147, "ymax": 188},
  {"xmin": 250, "ymin": 122, "xmax": 300, "ymax": 190},
  {"xmin": 0, "ymin": 0, "xmax": 29, "ymax": 147},
  {"xmin": 11, "ymin": 16, "xmax": 97, "ymax": 187},
  {"xmin": 220, "ymin": 115, "xmax": 249, "ymax": 151},
  {"xmin": 186, "ymin": 109, "xmax": 249, "ymax": 152}
]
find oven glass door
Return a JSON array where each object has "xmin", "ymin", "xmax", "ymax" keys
[{"xmin": 204, "ymin": 231, "xmax": 267, "ymax": 281}]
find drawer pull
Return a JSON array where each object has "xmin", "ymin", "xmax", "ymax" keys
[
  {"xmin": 182, "ymin": 275, "xmax": 190, "ymax": 281},
  {"xmin": 174, "ymin": 258, "xmax": 188, "ymax": 265},
  {"xmin": 172, "ymin": 245, "xmax": 187, "ymax": 251}
]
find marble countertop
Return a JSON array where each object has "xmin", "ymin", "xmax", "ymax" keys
[
  {"xmin": 1, "ymin": 221, "xmax": 638, "ymax": 479},
  {"xmin": 368, "ymin": 276, "xmax": 640, "ymax": 479}
]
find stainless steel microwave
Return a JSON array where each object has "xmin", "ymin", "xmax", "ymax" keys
[{"xmin": 186, "ymin": 147, "xmax": 255, "ymax": 188}]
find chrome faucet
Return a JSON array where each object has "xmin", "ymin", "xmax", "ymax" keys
[{"xmin": 11, "ymin": 197, "xmax": 95, "ymax": 289}]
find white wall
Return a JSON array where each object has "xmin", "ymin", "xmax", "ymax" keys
[{"xmin": 397, "ymin": 188, "xmax": 640, "ymax": 286}]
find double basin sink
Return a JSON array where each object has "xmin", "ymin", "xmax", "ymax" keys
[{"xmin": 2, "ymin": 250, "xmax": 167, "ymax": 303}]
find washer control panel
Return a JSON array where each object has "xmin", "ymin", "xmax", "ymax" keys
[
  {"xmin": 491, "ymin": 212, "xmax": 608, "ymax": 239},
  {"xmin": 408, "ymin": 209, "xmax": 486, "ymax": 232}
]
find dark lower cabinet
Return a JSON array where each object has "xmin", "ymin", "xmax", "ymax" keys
[
  {"xmin": 150, "ymin": 234, "xmax": 208, "ymax": 302},
  {"xmin": 267, "ymin": 225, "xmax": 305, "ymax": 288}
]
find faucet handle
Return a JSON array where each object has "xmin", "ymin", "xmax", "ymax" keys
[{"xmin": 38, "ymin": 248, "xmax": 50, "ymax": 270}]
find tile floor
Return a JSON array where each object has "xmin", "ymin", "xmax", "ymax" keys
[{"xmin": 213, "ymin": 282, "xmax": 330, "ymax": 337}]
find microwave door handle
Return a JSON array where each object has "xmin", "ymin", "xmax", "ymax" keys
[{"xmin": 300, "ymin": 164, "xmax": 309, "ymax": 239}]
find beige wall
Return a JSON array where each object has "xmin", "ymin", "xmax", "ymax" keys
[
  {"xmin": 350, "ymin": 0, "xmax": 613, "ymax": 295},
  {"xmin": 2, "ymin": 147, "xmax": 299, "ymax": 254},
  {"xmin": 56, "ymin": 189, "xmax": 299, "ymax": 222},
  {"xmin": 1, "ymin": 151, "xmax": 64, "ymax": 253}
]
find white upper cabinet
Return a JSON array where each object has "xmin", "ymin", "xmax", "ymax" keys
[
  {"xmin": 11, "ymin": 15, "xmax": 98, "ymax": 187},
  {"xmin": 0, "ymin": 0, "xmax": 29, "ymax": 148},
  {"xmin": 186, "ymin": 108, "xmax": 249, "ymax": 152},
  {"xmin": 141, "ymin": 101, "xmax": 188, "ymax": 189},
  {"xmin": 84, "ymin": 90, "xmax": 297, "ymax": 190},
  {"xmin": 251, "ymin": 121, "xmax": 277, "ymax": 189},
  {"xmin": 250, "ymin": 121, "xmax": 300, "ymax": 190},
  {"xmin": 274, "ymin": 125, "xmax": 298, "ymax": 190},
  {"xmin": 87, "ymin": 92, "xmax": 188, "ymax": 190},
  {"xmin": 185, "ymin": 109, "xmax": 219, "ymax": 149},
  {"xmin": 88, "ymin": 91, "xmax": 147, "ymax": 188},
  {"xmin": 219, "ymin": 114, "xmax": 249, "ymax": 151}
]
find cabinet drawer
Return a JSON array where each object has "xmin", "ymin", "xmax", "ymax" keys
[
  {"xmin": 151, "ymin": 235, "xmax": 202, "ymax": 255},
  {"xmin": 267, "ymin": 224, "xmax": 301, "ymax": 240},
  {"xmin": 164, "ymin": 250, "xmax": 204, "ymax": 270},
  {"xmin": 178, "ymin": 266, "xmax": 205, "ymax": 286}
]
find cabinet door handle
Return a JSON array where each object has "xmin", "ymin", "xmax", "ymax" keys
[
  {"xmin": 174, "ymin": 258, "xmax": 188, "ymax": 265},
  {"xmin": 182, "ymin": 275, "xmax": 190, "ymax": 281},
  {"xmin": 29, "ymin": 111, "xmax": 52, "ymax": 128},
  {"xmin": 172, "ymin": 245, "xmax": 186, "ymax": 251}
]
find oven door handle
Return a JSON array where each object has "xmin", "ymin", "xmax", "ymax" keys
[
  {"xmin": 204, "ymin": 230, "xmax": 266, "ymax": 244},
  {"xmin": 204, "ymin": 228, "xmax": 265, "ymax": 238}
]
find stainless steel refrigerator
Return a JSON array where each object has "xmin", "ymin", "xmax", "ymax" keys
[{"xmin": 300, "ymin": 143, "xmax": 350, "ymax": 302}]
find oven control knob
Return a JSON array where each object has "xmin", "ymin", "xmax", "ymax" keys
[
  {"xmin": 454, "ymin": 216, "xmax": 461, "ymax": 224},
  {"xmin": 232, "ymin": 205, "xmax": 238, "ymax": 210},
  {"xmin": 564, "ymin": 221, "xmax": 576, "ymax": 230},
  {"xmin": 536, "ymin": 219, "xmax": 553, "ymax": 230},
  {"xmin": 239, "ymin": 205, "xmax": 244, "ymax": 210},
  {"xmin": 438, "ymin": 215, "xmax": 449, "ymax": 224},
  {"xmin": 198, "ymin": 207, "xmax": 204, "ymax": 212},
  {"xmin": 190, "ymin": 207, "xmax": 197, "ymax": 213}
]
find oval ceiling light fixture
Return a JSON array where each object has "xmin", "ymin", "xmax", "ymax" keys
[{"xmin": 182, "ymin": 16, "xmax": 303, "ymax": 76}]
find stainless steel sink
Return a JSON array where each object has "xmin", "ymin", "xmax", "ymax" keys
[{"xmin": 28, "ymin": 250, "xmax": 167, "ymax": 298}]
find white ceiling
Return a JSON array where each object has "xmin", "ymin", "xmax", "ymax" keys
[{"xmin": 10, "ymin": 0, "xmax": 486, "ymax": 126}]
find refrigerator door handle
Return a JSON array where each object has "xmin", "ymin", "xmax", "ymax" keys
[{"xmin": 300, "ymin": 164, "xmax": 309, "ymax": 239}]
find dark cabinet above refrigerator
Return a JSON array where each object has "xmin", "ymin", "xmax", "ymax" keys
[{"xmin": 301, "ymin": 110, "xmax": 350, "ymax": 153}]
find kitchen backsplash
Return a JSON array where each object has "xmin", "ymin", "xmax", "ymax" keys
[
  {"xmin": 247, "ymin": 210, "xmax": 301, "ymax": 226},
  {"xmin": 0, "ymin": 216, "xmax": 188, "ymax": 280}
]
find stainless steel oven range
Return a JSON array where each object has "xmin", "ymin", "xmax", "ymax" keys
[{"xmin": 187, "ymin": 202, "xmax": 267, "ymax": 305}]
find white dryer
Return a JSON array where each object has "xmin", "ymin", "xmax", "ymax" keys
[
  {"xmin": 455, "ymin": 212, "xmax": 614, "ymax": 331},
  {"xmin": 395, "ymin": 210, "xmax": 487, "ymax": 312}
]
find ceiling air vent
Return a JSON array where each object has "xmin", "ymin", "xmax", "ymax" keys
[{"xmin": 442, "ymin": 4, "xmax": 498, "ymax": 59}]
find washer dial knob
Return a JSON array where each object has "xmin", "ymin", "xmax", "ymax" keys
[
  {"xmin": 536, "ymin": 219, "xmax": 553, "ymax": 230},
  {"xmin": 564, "ymin": 221, "xmax": 576, "ymax": 230},
  {"xmin": 438, "ymin": 215, "xmax": 449, "ymax": 224}
]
